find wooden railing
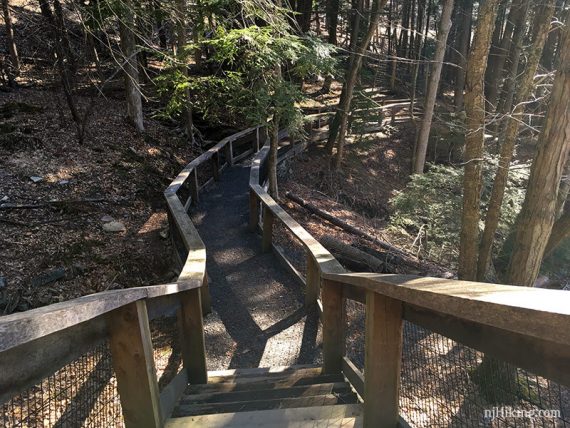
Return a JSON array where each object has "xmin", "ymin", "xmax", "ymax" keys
[
  {"xmin": 0, "ymin": 125, "xmax": 265, "ymax": 428},
  {"xmin": 249, "ymin": 128, "xmax": 570, "ymax": 428}
]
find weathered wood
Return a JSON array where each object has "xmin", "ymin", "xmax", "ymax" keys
[
  {"xmin": 233, "ymin": 147, "xmax": 254, "ymax": 163},
  {"xmin": 225, "ymin": 141, "xmax": 233, "ymax": 166},
  {"xmin": 190, "ymin": 169, "xmax": 199, "ymax": 207},
  {"xmin": 285, "ymin": 192, "xmax": 410, "ymax": 259},
  {"xmin": 272, "ymin": 244, "xmax": 306, "ymax": 287},
  {"xmin": 364, "ymin": 291, "xmax": 403, "ymax": 428},
  {"xmin": 160, "ymin": 369, "xmax": 188, "ymax": 422},
  {"xmin": 404, "ymin": 304, "xmax": 570, "ymax": 387},
  {"xmin": 165, "ymin": 404, "xmax": 362, "ymax": 427},
  {"xmin": 200, "ymin": 275, "xmax": 212, "ymax": 315},
  {"xmin": 342, "ymin": 357, "xmax": 364, "ymax": 397},
  {"xmin": 0, "ymin": 316, "xmax": 107, "ymax": 405},
  {"xmin": 322, "ymin": 273, "xmax": 570, "ymax": 347},
  {"xmin": 178, "ymin": 288, "xmax": 207, "ymax": 384},
  {"xmin": 321, "ymin": 236, "xmax": 385, "ymax": 273},
  {"xmin": 261, "ymin": 206, "xmax": 274, "ymax": 253},
  {"xmin": 249, "ymin": 189, "xmax": 259, "ymax": 231},
  {"xmin": 322, "ymin": 279, "xmax": 345, "ymax": 374},
  {"xmin": 147, "ymin": 294, "xmax": 181, "ymax": 320},
  {"xmin": 211, "ymin": 152, "xmax": 220, "ymax": 181},
  {"xmin": 108, "ymin": 301, "xmax": 162, "ymax": 428},
  {"xmin": 305, "ymin": 254, "xmax": 320, "ymax": 306}
]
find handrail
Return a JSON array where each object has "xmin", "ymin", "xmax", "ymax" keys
[
  {"xmin": 0, "ymin": 124, "xmax": 265, "ymax": 427},
  {"xmin": 248, "ymin": 122, "xmax": 570, "ymax": 428},
  {"xmin": 248, "ymin": 120, "xmax": 346, "ymax": 308}
]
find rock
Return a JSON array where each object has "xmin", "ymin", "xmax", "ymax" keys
[
  {"xmin": 103, "ymin": 221, "xmax": 126, "ymax": 233},
  {"xmin": 0, "ymin": 277, "xmax": 6, "ymax": 289},
  {"xmin": 31, "ymin": 268, "xmax": 66, "ymax": 287},
  {"xmin": 58, "ymin": 179, "xmax": 69, "ymax": 185},
  {"xmin": 159, "ymin": 228, "xmax": 169, "ymax": 239},
  {"xmin": 1, "ymin": 195, "xmax": 8, "ymax": 202},
  {"xmin": 30, "ymin": 176, "xmax": 43, "ymax": 183},
  {"xmin": 100, "ymin": 215, "xmax": 114, "ymax": 223}
]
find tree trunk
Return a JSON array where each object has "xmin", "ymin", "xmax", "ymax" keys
[
  {"xmin": 412, "ymin": 0, "xmax": 454, "ymax": 174},
  {"xmin": 476, "ymin": 0, "xmax": 555, "ymax": 280},
  {"xmin": 268, "ymin": 117, "xmax": 280, "ymax": 199},
  {"xmin": 175, "ymin": 0, "xmax": 194, "ymax": 144},
  {"xmin": 296, "ymin": 0, "xmax": 313, "ymax": 33},
  {"xmin": 506, "ymin": 14, "xmax": 570, "ymax": 287},
  {"xmin": 2, "ymin": 0, "xmax": 19, "ymax": 84},
  {"xmin": 326, "ymin": 0, "xmax": 387, "ymax": 169},
  {"xmin": 326, "ymin": 0, "xmax": 340, "ymax": 45},
  {"xmin": 119, "ymin": 1, "xmax": 144, "ymax": 133},
  {"xmin": 453, "ymin": 0, "xmax": 473, "ymax": 109},
  {"xmin": 457, "ymin": 0, "xmax": 501, "ymax": 280},
  {"xmin": 483, "ymin": 0, "xmax": 509, "ymax": 109},
  {"xmin": 485, "ymin": 0, "xmax": 526, "ymax": 111}
]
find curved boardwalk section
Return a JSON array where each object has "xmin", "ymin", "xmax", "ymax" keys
[{"xmin": 191, "ymin": 163, "xmax": 321, "ymax": 370}]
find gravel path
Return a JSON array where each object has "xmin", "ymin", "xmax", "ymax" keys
[{"xmin": 190, "ymin": 162, "xmax": 322, "ymax": 371}]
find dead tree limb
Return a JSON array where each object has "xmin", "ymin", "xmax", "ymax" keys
[{"xmin": 285, "ymin": 191, "xmax": 408, "ymax": 257}]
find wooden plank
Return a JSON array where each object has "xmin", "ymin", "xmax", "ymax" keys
[
  {"xmin": 322, "ymin": 279, "xmax": 345, "ymax": 374},
  {"xmin": 342, "ymin": 357, "xmax": 364, "ymax": 397},
  {"xmin": 108, "ymin": 300, "xmax": 162, "ymax": 428},
  {"xmin": 249, "ymin": 189, "xmax": 259, "ymax": 231},
  {"xmin": 188, "ymin": 374, "xmax": 345, "ymax": 395},
  {"xmin": 321, "ymin": 273, "xmax": 570, "ymax": 347},
  {"xmin": 0, "ymin": 316, "xmax": 107, "ymax": 405},
  {"xmin": 211, "ymin": 152, "xmax": 220, "ymax": 181},
  {"xmin": 174, "ymin": 392, "xmax": 357, "ymax": 416},
  {"xmin": 190, "ymin": 169, "xmax": 199, "ymax": 207},
  {"xmin": 160, "ymin": 369, "xmax": 188, "ymax": 421},
  {"xmin": 261, "ymin": 205, "xmax": 274, "ymax": 253},
  {"xmin": 200, "ymin": 274, "xmax": 212, "ymax": 315},
  {"xmin": 305, "ymin": 255, "xmax": 320, "ymax": 306},
  {"xmin": 232, "ymin": 148, "xmax": 254, "ymax": 163},
  {"xmin": 404, "ymin": 304, "xmax": 570, "ymax": 387},
  {"xmin": 207, "ymin": 365, "xmax": 320, "ymax": 380},
  {"xmin": 181, "ymin": 382, "xmax": 351, "ymax": 405},
  {"xmin": 364, "ymin": 291, "xmax": 403, "ymax": 428},
  {"xmin": 165, "ymin": 404, "xmax": 362, "ymax": 428},
  {"xmin": 272, "ymin": 244, "xmax": 306, "ymax": 287},
  {"xmin": 147, "ymin": 294, "xmax": 180, "ymax": 320},
  {"xmin": 179, "ymin": 288, "xmax": 207, "ymax": 384},
  {"xmin": 0, "ymin": 288, "xmax": 145, "ymax": 353}
]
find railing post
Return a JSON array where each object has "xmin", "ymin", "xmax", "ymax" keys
[
  {"xmin": 225, "ymin": 141, "xmax": 233, "ymax": 166},
  {"xmin": 179, "ymin": 287, "xmax": 208, "ymax": 384},
  {"xmin": 211, "ymin": 152, "xmax": 220, "ymax": 181},
  {"xmin": 305, "ymin": 255, "xmax": 320, "ymax": 306},
  {"xmin": 249, "ymin": 190, "xmax": 259, "ymax": 231},
  {"xmin": 255, "ymin": 127, "xmax": 260, "ymax": 151},
  {"xmin": 261, "ymin": 206, "xmax": 274, "ymax": 253},
  {"xmin": 322, "ymin": 278, "xmax": 345, "ymax": 374},
  {"xmin": 108, "ymin": 300, "xmax": 162, "ymax": 428},
  {"xmin": 190, "ymin": 169, "xmax": 199, "ymax": 205},
  {"xmin": 200, "ymin": 274, "xmax": 212, "ymax": 315},
  {"xmin": 364, "ymin": 291, "xmax": 403, "ymax": 428}
]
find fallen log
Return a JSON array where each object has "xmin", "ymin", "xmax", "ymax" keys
[
  {"xmin": 0, "ymin": 198, "xmax": 107, "ymax": 210},
  {"xmin": 321, "ymin": 236, "xmax": 386, "ymax": 273},
  {"xmin": 285, "ymin": 191, "xmax": 408, "ymax": 257}
]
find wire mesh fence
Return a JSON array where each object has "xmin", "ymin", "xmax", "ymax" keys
[
  {"xmin": 150, "ymin": 315, "xmax": 183, "ymax": 392},
  {"xmin": 0, "ymin": 342, "xmax": 124, "ymax": 428},
  {"xmin": 346, "ymin": 302, "xmax": 569, "ymax": 427},
  {"xmin": 399, "ymin": 322, "xmax": 570, "ymax": 427}
]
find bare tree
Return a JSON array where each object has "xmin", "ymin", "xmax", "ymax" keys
[
  {"xmin": 119, "ymin": 0, "xmax": 144, "ymax": 132},
  {"xmin": 2, "ymin": 0, "xmax": 19, "ymax": 85},
  {"xmin": 476, "ymin": 0, "xmax": 555, "ymax": 280},
  {"xmin": 507, "ymin": 16, "xmax": 570, "ymax": 286},
  {"xmin": 412, "ymin": 0, "xmax": 454, "ymax": 174},
  {"xmin": 457, "ymin": 0, "xmax": 501, "ymax": 280}
]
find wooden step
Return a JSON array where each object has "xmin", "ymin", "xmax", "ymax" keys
[
  {"xmin": 173, "ymin": 392, "xmax": 359, "ymax": 417},
  {"xmin": 166, "ymin": 404, "xmax": 363, "ymax": 427},
  {"xmin": 206, "ymin": 365, "xmax": 322, "ymax": 383},
  {"xmin": 181, "ymin": 382, "xmax": 352, "ymax": 404},
  {"xmin": 187, "ymin": 373, "xmax": 346, "ymax": 394}
]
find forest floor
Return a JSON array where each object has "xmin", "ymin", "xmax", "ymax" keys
[{"xmin": 0, "ymin": 88, "xmax": 199, "ymax": 314}]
